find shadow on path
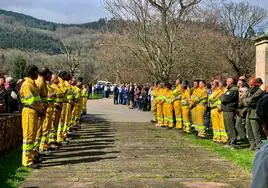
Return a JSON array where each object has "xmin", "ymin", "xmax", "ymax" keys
[{"xmin": 41, "ymin": 114, "xmax": 119, "ymax": 168}]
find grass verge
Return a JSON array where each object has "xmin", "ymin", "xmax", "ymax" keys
[
  {"xmin": 88, "ymin": 93, "xmax": 103, "ymax": 100},
  {"xmin": 0, "ymin": 148, "xmax": 31, "ymax": 188},
  {"xmin": 184, "ymin": 134, "xmax": 255, "ymax": 172}
]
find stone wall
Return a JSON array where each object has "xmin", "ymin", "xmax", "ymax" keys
[{"xmin": 0, "ymin": 113, "xmax": 22, "ymax": 154}]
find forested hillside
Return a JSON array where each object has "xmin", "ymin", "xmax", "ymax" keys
[
  {"xmin": 0, "ymin": 25, "xmax": 63, "ymax": 54},
  {"xmin": 0, "ymin": 9, "xmax": 106, "ymax": 54},
  {"xmin": 0, "ymin": 9, "xmax": 107, "ymax": 31}
]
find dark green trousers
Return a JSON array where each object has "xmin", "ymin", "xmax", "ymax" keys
[
  {"xmin": 223, "ymin": 111, "xmax": 237, "ymax": 144},
  {"xmin": 246, "ymin": 115, "xmax": 261, "ymax": 144},
  {"xmin": 235, "ymin": 116, "xmax": 246, "ymax": 140}
]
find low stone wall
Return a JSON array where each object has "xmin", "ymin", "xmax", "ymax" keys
[{"xmin": 0, "ymin": 113, "xmax": 22, "ymax": 154}]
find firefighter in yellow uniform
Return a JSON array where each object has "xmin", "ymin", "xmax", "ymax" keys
[
  {"xmin": 191, "ymin": 80, "xmax": 208, "ymax": 137},
  {"xmin": 57, "ymin": 71, "xmax": 68, "ymax": 143},
  {"xmin": 173, "ymin": 80, "xmax": 182, "ymax": 129},
  {"xmin": 49, "ymin": 74, "xmax": 64, "ymax": 148},
  {"xmin": 39, "ymin": 80, "xmax": 54, "ymax": 153},
  {"xmin": 209, "ymin": 80, "xmax": 223, "ymax": 142},
  {"xmin": 217, "ymin": 80, "xmax": 228, "ymax": 143},
  {"xmin": 20, "ymin": 65, "xmax": 45, "ymax": 168},
  {"xmin": 165, "ymin": 84, "xmax": 175, "ymax": 128},
  {"xmin": 181, "ymin": 81, "xmax": 191, "ymax": 133},
  {"xmin": 81, "ymin": 84, "xmax": 89, "ymax": 115},
  {"xmin": 162, "ymin": 84, "xmax": 169, "ymax": 127},
  {"xmin": 190, "ymin": 80, "xmax": 200, "ymax": 129},
  {"xmin": 150, "ymin": 82, "xmax": 160, "ymax": 123},
  {"xmin": 35, "ymin": 68, "xmax": 52, "ymax": 154},
  {"xmin": 156, "ymin": 83, "xmax": 165, "ymax": 126},
  {"xmin": 63, "ymin": 75, "xmax": 74, "ymax": 141},
  {"xmin": 70, "ymin": 79, "xmax": 81, "ymax": 130},
  {"xmin": 77, "ymin": 82, "xmax": 84, "ymax": 125},
  {"xmin": 76, "ymin": 83, "xmax": 84, "ymax": 123}
]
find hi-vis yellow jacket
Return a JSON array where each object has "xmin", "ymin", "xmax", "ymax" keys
[
  {"xmin": 20, "ymin": 77, "xmax": 44, "ymax": 114},
  {"xmin": 209, "ymin": 87, "xmax": 223, "ymax": 109},
  {"xmin": 181, "ymin": 88, "xmax": 191, "ymax": 106},
  {"xmin": 173, "ymin": 84, "xmax": 182, "ymax": 101},
  {"xmin": 165, "ymin": 89, "xmax": 175, "ymax": 104},
  {"xmin": 51, "ymin": 83, "xmax": 65, "ymax": 104},
  {"xmin": 191, "ymin": 87, "xmax": 208, "ymax": 106},
  {"xmin": 35, "ymin": 76, "xmax": 48, "ymax": 104}
]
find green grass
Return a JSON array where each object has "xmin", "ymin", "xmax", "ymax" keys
[
  {"xmin": 184, "ymin": 134, "xmax": 255, "ymax": 172},
  {"xmin": 88, "ymin": 93, "xmax": 103, "ymax": 100},
  {"xmin": 0, "ymin": 148, "xmax": 31, "ymax": 188}
]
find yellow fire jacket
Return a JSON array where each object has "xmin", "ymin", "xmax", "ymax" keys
[{"xmin": 20, "ymin": 77, "xmax": 45, "ymax": 114}]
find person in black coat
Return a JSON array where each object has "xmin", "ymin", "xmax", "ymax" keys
[
  {"xmin": 129, "ymin": 84, "xmax": 135, "ymax": 109},
  {"xmin": 113, "ymin": 85, "xmax": 119, "ymax": 104}
]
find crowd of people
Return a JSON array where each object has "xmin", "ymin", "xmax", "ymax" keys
[
  {"xmin": 150, "ymin": 76, "xmax": 266, "ymax": 150},
  {"xmin": 1, "ymin": 65, "xmax": 89, "ymax": 169},
  {"xmin": 113, "ymin": 84, "xmax": 151, "ymax": 111}
]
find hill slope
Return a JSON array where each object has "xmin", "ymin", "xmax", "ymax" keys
[
  {"xmin": 0, "ymin": 9, "xmax": 107, "ymax": 31},
  {"xmin": 0, "ymin": 25, "xmax": 63, "ymax": 54},
  {"xmin": 0, "ymin": 9, "xmax": 106, "ymax": 53}
]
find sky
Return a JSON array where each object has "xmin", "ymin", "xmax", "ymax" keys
[{"xmin": 0, "ymin": 0, "xmax": 267, "ymax": 24}]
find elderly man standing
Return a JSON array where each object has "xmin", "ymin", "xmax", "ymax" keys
[
  {"xmin": 220, "ymin": 77, "xmax": 239, "ymax": 147},
  {"xmin": 244, "ymin": 78, "xmax": 264, "ymax": 150}
]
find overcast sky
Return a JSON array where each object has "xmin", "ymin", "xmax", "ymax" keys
[{"xmin": 0, "ymin": 0, "xmax": 267, "ymax": 24}]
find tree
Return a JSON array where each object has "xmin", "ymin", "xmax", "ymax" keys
[
  {"xmin": 12, "ymin": 55, "xmax": 27, "ymax": 79},
  {"xmin": 219, "ymin": 1, "xmax": 267, "ymax": 76},
  {"xmin": 105, "ymin": 0, "xmax": 202, "ymax": 82}
]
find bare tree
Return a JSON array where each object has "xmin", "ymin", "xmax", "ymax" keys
[
  {"xmin": 60, "ymin": 39, "xmax": 83, "ymax": 76},
  {"xmin": 105, "ymin": 0, "xmax": 202, "ymax": 82},
  {"xmin": 219, "ymin": 1, "xmax": 267, "ymax": 76}
]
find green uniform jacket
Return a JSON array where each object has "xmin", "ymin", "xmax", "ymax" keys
[
  {"xmin": 220, "ymin": 84, "xmax": 238, "ymax": 112},
  {"xmin": 244, "ymin": 87, "xmax": 264, "ymax": 119}
]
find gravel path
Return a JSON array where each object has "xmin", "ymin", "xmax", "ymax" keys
[{"xmin": 20, "ymin": 99, "xmax": 251, "ymax": 188}]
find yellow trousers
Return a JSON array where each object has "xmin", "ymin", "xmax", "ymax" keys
[
  {"xmin": 157, "ymin": 103, "xmax": 164, "ymax": 125},
  {"xmin": 165, "ymin": 103, "xmax": 174, "ymax": 128},
  {"xmin": 40, "ymin": 103, "xmax": 53, "ymax": 151},
  {"xmin": 22, "ymin": 108, "xmax": 39, "ymax": 166},
  {"xmin": 78, "ymin": 100, "xmax": 83, "ymax": 121},
  {"xmin": 57, "ymin": 103, "xmax": 67, "ymax": 142},
  {"xmin": 191, "ymin": 107, "xmax": 197, "ymax": 128},
  {"xmin": 71, "ymin": 102, "xmax": 80, "ymax": 128},
  {"xmin": 35, "ymin": 117, "xmax": 44, "ymax": 150},
  {"xmin": 82, "ymin": 97, "xmax": 87, "ymax": 114},
  {"xmin": 219, "ymin": 111, "xmax": 228, "ymax": 143},
  {"xmin": 195, "ymin": 104, "xmax": 206, "ymax": 137},
  {"xmin": 163, "ymin": 103, "xmax": 168, "ymax": 127},
  {"xmin": 49, "ymin": 103, "xmax": 62, "ymax": 144},
  {"xmin": 182, "ymin": 106, "xmax": 191, "ymax": 133},
  {"xmin": 211, "ymin": 108, "xmax": 220, "ymax": 142},
  {"xmin": 151, "ymin": 100, "xmax": 157, "ymax": 122},
  {"xmin": 63, "ymin": 102, "xmax": 72, "ymax": 135},
  {"xmin": 174, "ymin": 100, "xmax": 182, "ymax": 129}
]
